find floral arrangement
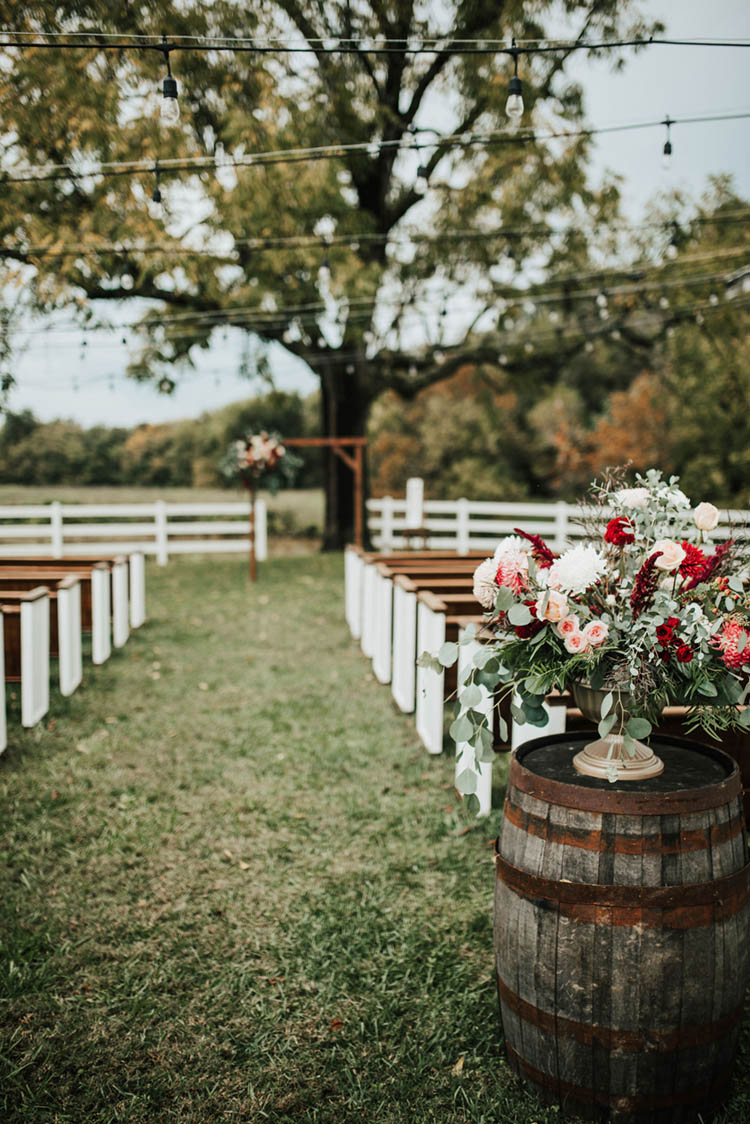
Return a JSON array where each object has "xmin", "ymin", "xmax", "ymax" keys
[
  {"xmin": 220, "ymin": 431, "xmax": 301, "ymax": 493},
  {"xmin": 425, "ymin": 469, "xmax": 750, "ymax": 787}
]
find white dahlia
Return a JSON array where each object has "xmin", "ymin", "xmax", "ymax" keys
[
  {"xmin": 547, "ymin": 544, "xmax": 607, "ymax": 594},
  {"xmin": 473, "ymin": 557, "xmax": 498, "ymax": 609},
  {"xmin": 613, "ymin": 486, "xmax": 650, "ymax": 509}
]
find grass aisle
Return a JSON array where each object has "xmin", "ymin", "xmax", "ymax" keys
[{"xmin": 2, "ymin": 555, "xmax": 749, "ymax": 1124}]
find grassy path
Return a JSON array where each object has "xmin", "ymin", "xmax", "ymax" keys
[{"xmin": 1, "ymin": 554, "xmax": 749, "ymax": 1123}]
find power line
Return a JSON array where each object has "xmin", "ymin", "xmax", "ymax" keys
[{"xmin": 4, "ymin": 110, "xmax": 750, "ymax": 185}]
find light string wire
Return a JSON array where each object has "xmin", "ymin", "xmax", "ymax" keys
[
  {"xmin": 4, "ymin": 214, "xmax": 750, "ymax": 260},
  {"xmin": 10, "ymin": 261, "xmax": 749, "ymax": 341},
  {"xmin": 4, "ymin": 110, "xmax": 750, "ymax": 185},
  {"xmin": 2, "ymin": 32, "xmax": 750, "ymax": 54}
]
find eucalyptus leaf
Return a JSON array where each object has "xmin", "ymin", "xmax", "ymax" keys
[
  {"xmin": 728, "ymin": 576, "xmax": 744, "ymax": 594},
  {"xmin": 507, "ymin": 603, "xmax": 533, "ymax": 627},
  {"xmin": 477, "ymin": 724, "xmax": 494, "ymax": 752},
  {"xmin": 495, "ymin": 587, "xmax": 516, "ymax": 612},
  {"xmin": 417, "ymin": 652, "xmax": 442, "ymax": 673},
  {"xmin": 526, "ymin": 674, "xmax": 548, "ymax": 696},
  {"xmin": 737, "ymin": 632, "xmax": 748, "ymax": 655},
  {"xmin": 459, "ymin": 622, "xmax": 478, "ymax": 644},
  {"xmin": 725, "ymin": 596, "xmax": 736, "ymax": 613},
  {"xmin": 738, "ymin": 709, "xmax": 750, "ymax": 729},
  {"xmin": 476, "ymin": 669, "xmax": 502, "ymax": 691},
  {"xmin": 455, "ymin": 768, "xmax": 478, "ymax": 796},
  {"xmin": 510, "ymin": 703, "xmax": 526, "ymax": 725},
  {"xmin": 623, "ymin": 733, "xmax": 637, "ymax": 758},
  {"xmin": 600, "ymin": 691, "xmax": 614, "ymax": 719},
  {"xmin": 588, "ymin": 665, "xmax": 605, "ymax": 690},
  {"xmin": 626, "ymin": 717, "xmax": 652, "ymax": 740},
  {"xmin": 460, "ymin": 684, "xmax": 484, "ymax": 709},
  {"xmin": 438, "ymin": 641, "xmax": 458, "ymax": 668},
  {"xmin": 606, "ymin": 762, "xmax": 619, "ymax": 784},
  {"xmin": 471, "ymin": 646, "xmax": 493, "ymax": 669},
  {"xmin": 496, "ymin": 714, "xmax": 509, "ymax": 743},
  {"xmin": 465, "ymin": 793, "xmax": 480, "ymax": 815},
  {"xmin": 525, "ymin": 708, "xmax": 550, "ymax": 728},
  {"xmin": 476, "ymin": 742, "xmax": 496, "ymax": 764},
  {"xmin": 598, "ymin": 713, "xmax": 617, "ymax": 738},
  {"xmin": 449, "ymin": 715, "xmax": 473, "ymax": 743},
  {"xmin": 698, "ymin": 681, "xmax": 719, "ymax": 697}
]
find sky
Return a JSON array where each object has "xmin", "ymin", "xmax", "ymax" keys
[{"xmin": 13, "ymin": 0, "xmax": 750, "ymax": 429}]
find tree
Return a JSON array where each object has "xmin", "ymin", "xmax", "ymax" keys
[{"xmin": 0, "ymin": 0, "xmax": 693, "ymax": 543}]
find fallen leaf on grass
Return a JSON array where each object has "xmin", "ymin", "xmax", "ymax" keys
[
  {"xmin": 198, "ymin": 682, "xmax": 209, "ymax": 691},
  {"xmin": 238, "ymin": 860, "xmax": 250, "ymax": 870},
  {"xmin": 451, "ymin": 1056, "xmax": 465, "ymax": 1077},
  {"xmin": 223, "ymin": 850, "xmax": 234, "ymax": 860},
  {"xmin": 329, "ymin": 1018, "xmax": 344, "ymax": 1031}
]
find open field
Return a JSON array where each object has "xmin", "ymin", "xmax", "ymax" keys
[
  {"xmin": 2, "ymin": 554, "xmax": 749, "ymax": 1123},
  {"xmin": 0, "ymin": 486, "xmax": 325, "ymax": 538}
]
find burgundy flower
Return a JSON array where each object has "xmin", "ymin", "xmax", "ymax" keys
[
  {"xmin": 630, "ymin": 552, "xmax": 663, "ymax": 619},
  {"xmin": 679, "ymin": 541, "xmax": 708, "ymax": 579},
  {"xmin": 667, "ymin": 616, "xmax": 680, "ymax": 629},
  {"xmin": 683, "ymin": 540, "xmax": 733, "ymax": 591},
  {"xmin": 656, "ymin": 624, "xmax": 674, "ymax": 648},
  {"xmin": 676, "ymin": 643, "xmax": 694, "ymax": 664},
  {"xmin": 515, "ymin": 599, "xmax": 545, "ymax": 639},
  {"xmin": 604, "ymin": 517, "xmax": 635, "ymax": 546},
  {"xmin": 513, "ymin": 528, "xmax": 556, "ymax": 569},
  {"xmin": 659, "ymin": 648, "xmax": 672, "ymax": 663}
]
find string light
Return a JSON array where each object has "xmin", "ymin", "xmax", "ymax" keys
[
  {"xmin": 505, "ymin": 42, "xmax": 524, "ymax": 129},
  {"xmin": 662, "ymin": 115, "xmax": 672, "ymax": 170},
  {"xmin": 160, "ymin": 36, "xmax": 180, "ymax": 126},
  {"xmin": 151, "ymin": 163, "xmax": 162, "ymax": 205}
]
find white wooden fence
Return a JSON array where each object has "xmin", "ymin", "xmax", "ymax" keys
[
  {"xmin": 0, "ymin": 500, "xmax": 267, "ymax": 566},
  {"xmin": 367, "ymin": 496, "xmax": 747, "ymax": 553}
]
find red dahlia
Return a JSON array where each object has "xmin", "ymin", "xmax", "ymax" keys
[
  {"xmin": 676, "ymin": 643, "xmax": 694, "ymax": 663},
  {"xmin": 656, "ymin": 625, "xmax": 674, "ymax": 647},
  {"xmin": 605, "ymin": 517, "xmax": 635, "ymax": 546},
  {"xmin": 679, "ymin": 541, "xmax": 707, "ymax": 579}
]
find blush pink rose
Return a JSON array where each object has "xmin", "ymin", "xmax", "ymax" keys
[
  {"xmin": 582, "ymin": 620, "xmax": 609, "ymax": 648},
  {"xmin": 564, "ymin": 630, "xmax": 589, "ymax": 655},
  {"xmin": 651, "ymin": 539, "xmax": 686, "ymax": 571},
  {"xmin": 556, "ymin": 614, "xmax": 580, "ymax": 638},
  {"xmin": 535, "ymin": 589, "xmax": 569, "ymax": 623}
]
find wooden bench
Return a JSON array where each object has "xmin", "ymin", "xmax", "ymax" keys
[
  {"xmin": 0, "ymin": 587, "xmax": 50, "ymax": 727},
  {"xmin": 0, "ymin": 575, "xmax": 82, "ymax": 697},
  {"xmin": 0, "ymin": 560, "xmax": 115, "ymax": 663},
  {"xmin": 0, "ymin": 552, "xmax": 138, "ymax": 645}
]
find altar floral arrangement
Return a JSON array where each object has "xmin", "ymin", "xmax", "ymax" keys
[
  {"xmin": 220, "ymin": 431, "xmax": 301, "ymax": 493},
  {"xmin": 425, "ymin": 469, "xmax": 750, "ymax": 782}
]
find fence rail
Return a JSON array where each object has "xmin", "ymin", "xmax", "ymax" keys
[
  {"xmin": 367, "ymin": 497, "xmax": 748, "ymax": 553},
  {"xmin": 0, "ymin": 500, "xmax": 267, "ymax": 565}
]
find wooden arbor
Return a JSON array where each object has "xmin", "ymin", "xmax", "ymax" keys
[{"xmin": 283, "ymin": 437, "xmax": 367, "ymax": 549}]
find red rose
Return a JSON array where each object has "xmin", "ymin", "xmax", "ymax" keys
[
  {"xmin": 667, "ymin": 617, "xmax": 680, "ymax": 629},
  {"xmin": 656, "ymin": 624, "xmax": 674, "ymax": 648},
  {"xmin": 676, "ymin": 643, "xmax": 694, "ymax": 663},
  {"xmin": 605, "ymin": 517, "xmax": 635, "ymax": 546},
  {"xmin": 659, "ymin": 648, "xmax": 671, "ymax": 662}
]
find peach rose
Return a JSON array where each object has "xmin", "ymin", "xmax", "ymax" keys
[
  {"xmin": 564, "ymin": 630, "xmax": 589, "ymax": 655},
  {"xmin": 694, "ymin": 502, "xmax": 720, "ymax": 532},
  {"xmin": 535, "ymin": 589, "xmax": 569, "ymax": 623},
  {"xmin": 651, "ymin": 539, "xmax": 686, "ymax": 571},
  {"xmin": 582, "ymin": 620, "xmax": 609, "ymax": 648},
  {"xmin": 556, "ymin": 614, "xmax": 580, "ymax": 638}
]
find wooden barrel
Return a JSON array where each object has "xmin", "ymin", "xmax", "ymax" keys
[{"xmin": 494, "ymin": 732, "xmax": 750, "ymax": 1124}]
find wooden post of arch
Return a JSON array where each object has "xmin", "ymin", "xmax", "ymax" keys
[{"xmin": 283, "ymin": 437, "xmax": 367, "ymax": 548}]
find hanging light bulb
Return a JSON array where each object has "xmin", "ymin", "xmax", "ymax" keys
[
  {"xmin": 662, "ymin": 116, "xmax": 672, "ymax": 171},
  {"xmin": 415, "ymin": 164, "xmax": 428, "ymax": 196},
  {"xmin": 666, "ymin": 221, "xmax": 680, "ymax": 260},
  {"xmin": 505, "ymin": 44, "xmax": 524, "ymax": 130},
  {"xmin": 151, "ymin": 164, "xmax": 162, "ymax": 207},
  {"xmin": 160, "ymin": 36, "xmax": 180, "ymax": 126}
]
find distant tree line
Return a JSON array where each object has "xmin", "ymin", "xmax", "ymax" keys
[{"xmin": 0, "ymin": 391, "xmax": 323, "ymax": 488}]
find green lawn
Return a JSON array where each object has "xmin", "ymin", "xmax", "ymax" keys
[{"xmin": 1, "ymin": 554, "xmax": 749, "ymax": 1123}]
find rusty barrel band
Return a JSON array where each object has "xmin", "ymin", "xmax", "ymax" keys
[
  {"xmin": 503, "ymin": 795, "xmax": 745, "ymax": 855},
  {"xmin": 510, "ymin": 735, "xmax": 742, "ymax": 815},
  {"xmin": 494, "ymin": 845, "xmax": 750, "ymax": 909},
  {"xmin": 505, "ymin": 1042, "xmax": 733, "ymax": 1113},
  {"xmin": 496, "ymin": 975, "xmax": 745, "ymax": 1054}
]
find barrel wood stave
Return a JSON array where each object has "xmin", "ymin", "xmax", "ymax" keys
[{"xmin": 495, "ymin": 734, "xmax": 750, "ymax": 1124}]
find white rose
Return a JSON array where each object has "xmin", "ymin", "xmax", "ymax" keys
[
  {"xmin": 651, "ymin": 539, "xmax": 686, "ymax": 571},
  {"xmin": 614, "ymin": 487, "xmax": 650, "ymax": 509},
  {"xmin": 694, "ymin": 502, "xmax": 720, "ymax": 532}
]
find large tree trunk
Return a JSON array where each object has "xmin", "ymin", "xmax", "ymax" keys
[{"xmin": 319, "ymin": 358, "xmax": 373, "ymax": 550}]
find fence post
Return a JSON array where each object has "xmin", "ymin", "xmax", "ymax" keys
[
  {"xmin": 405, "ymin": 477, "xmax": 424, "ymax": 529},
  {"xmin": 50, "ymin": 501, "xmax": 64, "ymax": 557},
  {"xmin": 255, "ymin": 499, "xmax": 268, "ymax": 561},
  {"xmin": 456, "ymin": 498, "xmax": 470, "ymax": 554},
  {"xmin": 381, "ymin": 496, "xmax": 395, "ymax": 552},
  {"xmin": 554, "ymin": 501, "xmax": 569, "ymax": 552},
  {"xmin": 154, "ymin": 500, "xmax": 168, "ymax": 566}
]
